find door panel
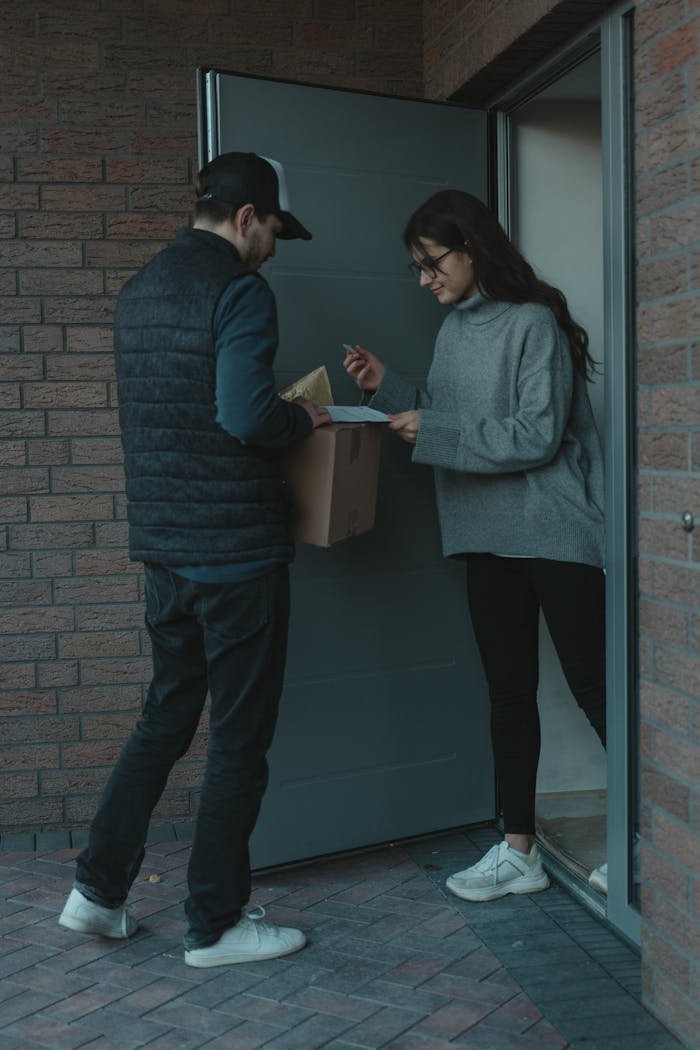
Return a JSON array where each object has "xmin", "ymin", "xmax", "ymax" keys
[{"xmin": 205, "ymin": 71, "xmax": 492, "ymax": 867}]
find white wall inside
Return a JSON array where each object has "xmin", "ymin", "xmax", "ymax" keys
[{"xmin": 511, "ymin": 85, "xmax": 607, "ymax": 794}]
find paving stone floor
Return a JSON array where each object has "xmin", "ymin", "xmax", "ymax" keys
[{"xmin": 0, "ymin": 824, "xmax": 683, "ymax": 1050}]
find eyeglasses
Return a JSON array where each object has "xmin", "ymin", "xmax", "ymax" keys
[{"xmin": 407, "ymin": 248, "xmax": 457, "ymax": 280}]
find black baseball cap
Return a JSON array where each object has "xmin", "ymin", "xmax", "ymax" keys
[{"xmin": 197, "ymin": 151, "xmax": 311, "ymax": 241}]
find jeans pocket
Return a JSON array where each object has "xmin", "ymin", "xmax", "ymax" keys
[
  {"xmin": 144, "ymin": 564, "xmax": 173, "ymax": 625},
  {"xmin": 200, "ymin": 575, "xmax": 270, "ymax": 647}
]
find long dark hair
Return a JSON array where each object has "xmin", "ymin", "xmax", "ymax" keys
[{"xmin": 403, "ymin": 190, "xmax": 595, "ymax": 380}]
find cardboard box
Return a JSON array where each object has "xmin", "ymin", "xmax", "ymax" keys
[{"xmin": 283, "ymin": 422, "xmax": 381, "ymax": 547}]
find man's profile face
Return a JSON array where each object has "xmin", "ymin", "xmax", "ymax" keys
[{"xmin": 243, "ymin": 214, "xmax": 283, "ymax": 272}]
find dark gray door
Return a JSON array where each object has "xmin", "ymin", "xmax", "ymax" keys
[{"xmin": 202, "ymin": 72, "xmax": 493, "ymax": 868}]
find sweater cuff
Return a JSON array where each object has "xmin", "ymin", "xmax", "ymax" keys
[
  {"xmin": 412, "ymin": 411, "xmax": 461, "ymax": 469},
  {"xmin": 369, "ymin": 368, "xmax": 419, "ymax": 414}
]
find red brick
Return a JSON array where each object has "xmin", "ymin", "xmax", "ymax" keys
[
  {"xmin": 74, "ymin": 551, "xmax": 132, "ymax": 575},
  {"xmin": 641, "ymin": 839, "xmax": 691, "ymax": 903},
  {"xmin": 43, "ymin": 296, "xmax": 116, "ymax": 323},
  {"xmin": 0, "ymin": 744, "xmax": 60, "ymax": 772},
  {"xmin": 41, "ymin": 186, "xmax": 126, "ymax": 212},
  {"xmin": 651, "ymin": 385, "xmax": 700, "ymax": 425},
  {"xmin": 0, "ymin": 127, "xmax": 38, "ymax": 152},
  {"xmin": 22, "ymin": 326, "xmax": 64, "ymax": 353},
  {"xmin": 653, "ymin": 719, "xmax": 700, "ymax": 777},
  {"xmin": 105, "ymin": 269, "xmax": 136, "ymax": 294},
  {"xmin": 1, "ymin": 664, "xmax": 35, "ymax": 689},
  {"xmin": 80, "ymin": 656, "xmax": 151, "ymax": 685},
  {"xmin": 1, "ymin": 242, "xmax": 82, "ymax": 267},
  {"xmin": 7, "ymin": 522, "xmax": 94, "ymax": 549},
  {"xmin": 0, "ymin": 298, "xmax": 41, "ymax": 323},
  {"xmin": 640, "ymin": 594, "xmax": 689, "ymax": 644},
  {"xmin": 637, "ymin": 254, "xmax": 688, "ymax": 299},
  {"xmin": 638, "ymin": 430, "xmax": 689, "ymax": 469},
  {"xmin": 24, "ymin": 382, "xmax": 108, "ymax": 410},
  {"xmin": 40, "ymin": 768, "xmax": 110, "ymax": 794},
  {"xmin": 0, "ymin": 96, "xmax": 57, "ymax": 125},
  {"xmin": 107, "ymin": 157, "xmax": 189, "ymax": 184},
  {"xmin": 653, "ymin": 19, "xmax": 700, "ymax": 76},
  {"xmin": 76, "ymin": 605, "xmax": 144, "ymax": 632},
  {"xmin": 15, "ymin": 41, "xmax": 101, "ymax": 69},
  {"xmin": 41, "ymin": 128, "xmax": 128, "ymax": 154},
  {"xmin": 50, "ymin": 465, "xmax": 124, "ymax": 494},
  {"xmin": 635, "ymin": 0, "xmax": 686, "ymax": 49},
  {"xmin": 0, "ymin": 773, "xmax": 38, "ymax": 800},
  {"xmin": 65, "ymin": 327, "xmax": 113, "ymax": 353},
  {"xmin": 19, "ymin": 270, "xmax": 104, "ymax": 296},
  {"xmin": 85, "ymin": 240, "xmax": 166, "ymax": 268},
  {"xmin": 0, "ymin": 411, "xmax": 45, "ymax": 438},
  {"xmin": 69, "ymin": 438, "xmax": 122, "ymax": 465},
  {"xmin": 641, "ymin": 678, "xmax": 692, "ymax": 733},
  {"xmin": 2, "ymin": 715, "xmax": 80, "ymax": 744},
  {"xmin": 129, "ymin": 129, "xmax": 197, "ymax": 155},
  {"xmin": 145, "ymin": 100, "xmax": 197, "ymax": 129},
  {"xmin": 0, "ymin": 690, "xmax": 56, "ymax": 717},
  {"xmin": 188, "ymin": 46, "xmax": 276, "ymax": 76},
  {"xmin": 0, "ymin": 579, "xmax": 51, "ymax": 605},
  {"xmin": 41, "ymin": 71, "xmax": 127, "ymax": 100},
  {"xmin": 642, "ymin": 765, "xmax": 690, "ymax": 821},
  {"xmin": 0, "ymin": 382, "xmax": 20, "ymax": 408},
  {"xmin": 45, "ymin": 355, "xmax": 116, "ymax": 382},
  {"xmin": 648, "ymin": 112, "xmax": 699, "ymax": 169},
  {"xmin": 27, "ymin": 440, "xmax": 71, "ymax": 466},
  {"xmin": 648, "ymin": 967, "xmax": 700, "ymax": 1047},
  {"xmin": 107, "ymin": 213, "xmax": 184, "ymax": 238},
  {"xmin": 47, "ymin": 410, "xmax": 120, "ymax": 438},
  {"xmin": 0, "ymin": 634, "xmax": 53, "ymax": 662},
  {"xmin": 650, "ymin": 204, "xmax": 700, "ymax": 253},
  {"xmin": 0, "ymin": 552, "xmax": 31, "ymax": 577},
  {"xmin": 0, "ymin": 186, "xmax": 40, "ymax": 209},
  {"xmin": 0, "ymin": 442, "xmax": 25, "ymax": 468},
  {"xmin": 0, "ymin": 353, "xmax": 44, "ymax": 382},
  {"xmin": 31, "ymin": 551, "xmax": 73, "ymax": 577},
  {"xmin": 0, "ymin": 468, "xmax": 49, "ymax": 495},
  {"xmin": 60, "ymin": 99, "xmax": 147, "ymax": 128},
  {"xmin": 18, "ymin": 157, "xmax": 103, "ymax": 182},
  {"xmin": 59, "ymin": 630, "xmax": 140, "ymax": 659},
  {"xmin": 103, "ymin": 44, "xmax": 189, "ymax": 72},
  {"xmin": 62, "ymin": 741, "xmax": 124, "ymax": 768},
  {"xmin": 59, "ymin": 684, "xmax": 141, "ymax": 713},
  {"xmin": 82, "ymin": 713, "xmax": 140, "ymax": 738},
  {"xmin": 0, "ymin": 797, "xmax": 64, "ymax": 826},
  {"xmin": 20, "ymin": 212, "xmax": 105, "ymax": 239},
  {"xmin": 38, "ymin": 661, "xmax": 80, "ymax": 688},
  {"xmin": 0, "ymin": 498, "xmax": 27, "ymax": 524},
  {"xmin": 636, "ymin": 343, "xmax": 688, "ymax": 384},
  {"xmin": 29, "ymin": 495, "xmax": 114, "ymax": 523}
]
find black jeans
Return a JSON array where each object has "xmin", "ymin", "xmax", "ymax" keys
[
  {"xmin": 466, "ymin": 554, "xmax": 605, "ymax": 836},
  {"xmin": 75, "ymin": 563, "xmax": 290, "ymax": 949}
]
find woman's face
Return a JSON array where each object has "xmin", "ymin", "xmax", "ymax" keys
[{"xmin": 411, "ymin": 237, "xmax": 479, "ymax": 304}]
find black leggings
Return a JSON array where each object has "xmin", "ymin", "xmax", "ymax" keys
[{"xmin": 466, "ymin": 554, "xmax": 606, "ymax": 835}]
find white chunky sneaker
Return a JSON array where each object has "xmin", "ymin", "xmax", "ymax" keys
[
  {"xmin": 446, "ymin": 841, "xmax": 550, "ymax": 902},
  {"xmin": 588, "ymin": 862, "xmax": 608, "ymax": 894},
  {"xmin": 59, "ymin": 887, "xmax": 138, "ymax": 939},
  {"xmin": 184, "ymin": 906, "xmax": 306, "ymax": 968}
]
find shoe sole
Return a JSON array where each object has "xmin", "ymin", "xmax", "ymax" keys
[
  {"xmin": 184, "ymin": 937, "xmax": 306, "ymax": 968},
  {"xmin": 58, "ymin": 913, "xmax": 137, "ymax": 939},
  {"xmin": 446, "ymin": 871, "xmax": 550, "ymax": 903}
]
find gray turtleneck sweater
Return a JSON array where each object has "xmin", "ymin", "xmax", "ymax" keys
[{"xmin": 370, "ymin": 292, "xmax": 605, "ymax": 567}]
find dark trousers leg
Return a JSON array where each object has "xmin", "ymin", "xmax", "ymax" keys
[
  {"xmin": 184, "ymin": 566, "xmax": 289, "ymax": 949},
  {"xmin": 76, "ymin": 564, "xmax": 290, "ymax": 950},
  {"xmin": 466, "ymin": 554, "xmax": 541, "ymax": 835},
  {"xmin": 466, "ymin": 555, "xmax": 606, "ymax": 835},
  {"xmin": 76, "ymin": 564, "xmax": 209, "ymax": 907}
]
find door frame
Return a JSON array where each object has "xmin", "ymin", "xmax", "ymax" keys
[{"xmin": 489, "ymin": 1, "xmax": 640, "ymax": 945}]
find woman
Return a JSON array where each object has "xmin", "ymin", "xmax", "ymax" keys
[{"xmin": 344, "ymin": 190, "xmax": 605, "ymax": 902}]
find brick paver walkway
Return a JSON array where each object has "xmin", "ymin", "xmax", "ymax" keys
[{"xmin": 0, "ymin": 826, "xmax": 681, "ymax": 1049}]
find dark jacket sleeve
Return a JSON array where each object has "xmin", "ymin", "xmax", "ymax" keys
[{"xmin": 213, "ymin": 274, "xmax": 313, "ymax": 448}]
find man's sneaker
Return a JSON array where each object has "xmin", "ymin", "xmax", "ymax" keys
[
  {"xmin": 59, "ymin": 887, "xmax": 138, "ymax": 939},
  {"xmin": 184, "ymin": 906, "xmax": 306, "ymax": 968},
  {"xmin": 589, "ymin": 862, "xmax": 608, "ymax": 894},
  {"xmin": 446, "ymin": 841, "xmax": 550, "ymax": 902}
]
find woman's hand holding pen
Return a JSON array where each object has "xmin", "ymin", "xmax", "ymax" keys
[
  {"xmin": 343, "ymin": 344, "xmax": 385, "ymax": 392},
  {"xmin": 388, "ymin": 410, "xmax": 420, "ymax": 446}
]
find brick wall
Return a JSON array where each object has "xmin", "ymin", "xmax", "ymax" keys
[
  {"xmin": 0, "ymin": 0, "xmax": 423, "ymax": 838},
  {"xmin": 633, "ymin": 0, "xmax": 700, "ymax": 1043}
]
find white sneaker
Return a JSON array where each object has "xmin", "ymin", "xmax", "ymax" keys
[
  {"xmin": 589, "ymin": 862, "xmax": 608, "ymax": 894},
  {"xmin": 184, "ymin": 906, "xmax": 306, "ymax": 968},
  {"xmin": 446, "ymin": 841, "xmax": 550, "ymax": 902},
  {"xmin": 59, "ymin": 887, "xmax": 138, "ymax": 939}
]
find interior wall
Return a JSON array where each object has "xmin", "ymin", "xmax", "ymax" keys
[{"xmin": 511, "ymin": 96, "xmax": 607, "ymax": 794}]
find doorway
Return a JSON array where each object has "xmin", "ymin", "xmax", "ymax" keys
[{"xmin": 509, "ymin": 52, "xmax": 608, "ymax": 889}]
